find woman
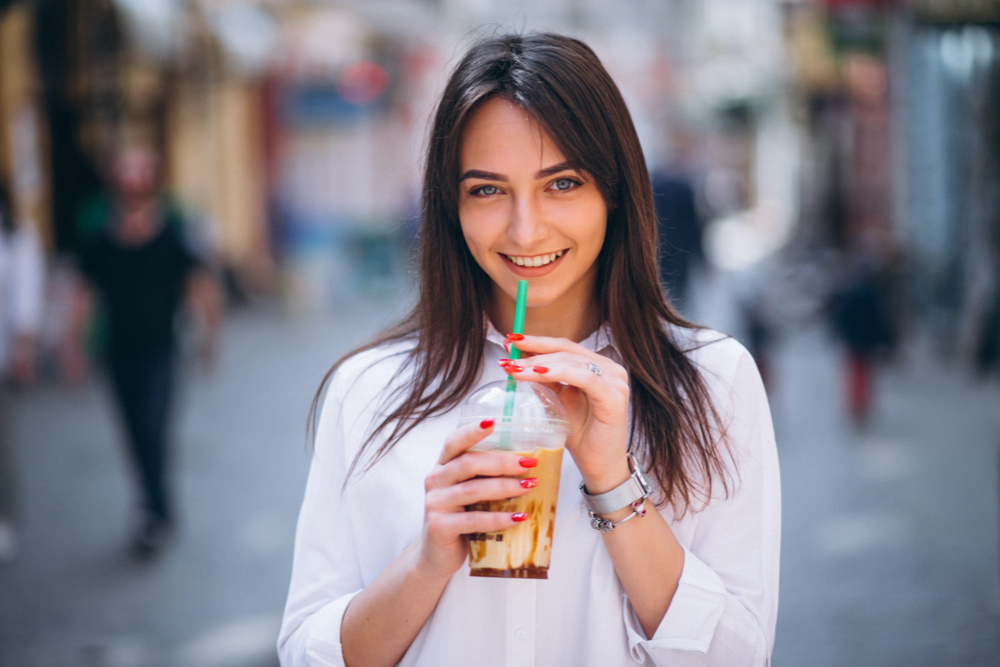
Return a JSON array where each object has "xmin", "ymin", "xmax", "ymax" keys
[{"xmin": 279, "ymin": 33, "xmax": 779, "ymax": 667}]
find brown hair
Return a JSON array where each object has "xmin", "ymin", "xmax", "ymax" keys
[{"xmin": 311, "ymin": 32, "xmax": 730, "ymax": 514}]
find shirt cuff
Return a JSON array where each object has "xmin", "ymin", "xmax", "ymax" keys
[
  {"xmin": 623, "ymin": 546, "xmax": 727, "ymax": 661},
  {"xmin": 301, "ymin": 590, "xmax": 362, "ymax": 667}
]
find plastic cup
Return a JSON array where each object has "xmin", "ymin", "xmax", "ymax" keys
[{"xmin": 459, "ymin": 380, "xmax": 571, "ymax": 579}]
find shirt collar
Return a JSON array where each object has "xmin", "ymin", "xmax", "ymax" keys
[{"xmin": 484, "ymin": 318, "xmax": 619, "ymax": 356}]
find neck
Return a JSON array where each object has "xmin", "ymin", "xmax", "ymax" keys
[
  {"xmin": 488, "ymin": 282, "xmax": 601, "ymax": 343},
  {"xmin": 115, "ymin": 197, "xmax": 160, "ymax": 246}
]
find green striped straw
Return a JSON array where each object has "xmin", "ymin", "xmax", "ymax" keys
[{"xmin": 500, "ymin": 280, "xmax": 528, "ymax": 448}]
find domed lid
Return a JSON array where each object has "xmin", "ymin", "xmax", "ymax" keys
[{"xmin": 460, "ymin": 380, "xmax": 570, "ymax": 435}]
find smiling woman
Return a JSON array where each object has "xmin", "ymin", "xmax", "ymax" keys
[{"xmin": 279, "ymin": 32, "xmax": 780, "ymax": 667}]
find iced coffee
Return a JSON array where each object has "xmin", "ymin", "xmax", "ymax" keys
[{"xmin": 460, "ymin": 381, "xmax": 570, "ymax": 579}]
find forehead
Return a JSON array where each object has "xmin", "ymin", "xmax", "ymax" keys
[{"xmin": 460, "ymin": 97, "xmax": 566, "ymax": 171}]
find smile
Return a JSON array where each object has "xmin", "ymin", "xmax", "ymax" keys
[{"xmin": 501, "ymin": 250, "xmax": 566, "ymax": 268}]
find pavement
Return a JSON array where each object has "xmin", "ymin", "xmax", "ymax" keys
[{"xmin": 1, "ymin": 280, "xmax": 999, "ymax": 666}]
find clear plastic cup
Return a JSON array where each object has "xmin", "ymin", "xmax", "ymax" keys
[{"xmin": 459, "ymin": 380, "xmax": 571, "ymax": 579}]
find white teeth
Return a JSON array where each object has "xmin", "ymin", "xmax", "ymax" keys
[{"xmin": 506, "ymin": 250, "xmax": 565, "ymax": 267}]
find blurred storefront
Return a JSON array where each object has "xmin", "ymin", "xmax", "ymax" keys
[
  {"xmin": 0, "ymin": 0, "xmax": 280, "ymax": 296},
  {"xmin": 901, "ymin": 1, "xmax": 1000, "ymax": 369},
  {"xmin": 786, "ymin": 0, "xmax": 1000, "ymax": 372},
  {"xmin": 0, "ymin": 1, "xmax": 48, "ymax": 243}
]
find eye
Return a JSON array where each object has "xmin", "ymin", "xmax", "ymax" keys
[
  {"xmin": 471, "ymin": 184, "xmax": 500, "ymax": 196},
  {"xmin": 552, "ymin": 178, "xmax": 578, "ymax": 191}
]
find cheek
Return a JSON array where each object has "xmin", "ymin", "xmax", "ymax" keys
[{"xmin": 459, "ymin": 204, "xmax": 507, "ymax": 254}]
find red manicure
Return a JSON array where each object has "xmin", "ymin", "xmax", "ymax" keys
[
  {"xmin": 518, "ymin": 457, "xmax": 538, "ymax": 468},
  {"xmin": 480, "ymin": 418, "xmax": 495, "ymax": 429},
  {"xmin": 497, "ymin": 359, "xmax": 513, "ymax": 367},
  {"xmin": 532, "ymin": 366, "xmax": 549, "ymax": 374},
  {"xmin": 504, "ymin": 365, "xmax": 524, "ymax": 373},
  {"xmin": 520, "ymin": 478, "xmax": 538, "ymax": 489},
  {"xmin": 511, "ymin": 512, "xmax": 528, "ymax": 522},
  {"xmin": 506, "ymin": 333, "xmax": 525, "ymax": 341}
]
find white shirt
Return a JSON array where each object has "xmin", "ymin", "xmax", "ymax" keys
[
  {"xmin": 0, "ymin": 223, "xmax": 45, "ymax": 376},
  {"xmin": 279, "ymin": 322, "xmax": 780, "ymax": 667}
]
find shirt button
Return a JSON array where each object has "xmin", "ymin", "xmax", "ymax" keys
[{"xmin": 515, "ymin": 628, "xmax": 528, "ymax": 640}]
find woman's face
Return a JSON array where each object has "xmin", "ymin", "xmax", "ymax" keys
[{"xmin": 458, "ymin": 97, "xmax": 607, "ymax": 315}]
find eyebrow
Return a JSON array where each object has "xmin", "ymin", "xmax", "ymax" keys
[{"xmin": 458, "ymin": 161, "xmax": 581, "ymax": 182}]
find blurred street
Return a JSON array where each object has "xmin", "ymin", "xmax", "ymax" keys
[
  {"xmin": 1, "ymin": 279, "xmax": 998, "ymax": 667},
  {"xmin": 1, "ymin": 1, "xmax": 999, "ymax": 665}
]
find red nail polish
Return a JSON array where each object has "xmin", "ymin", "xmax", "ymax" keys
[
  {"xmin": 518, "ymin": 457, "xmax": 537, "ymax": 468},
  {"xmin": 480, "ymin": 418, "xmax": 495, "ymax": 429},
  {"xmin": 504, "ymin": 365, "xmax": 524, "ymax": 373},
  {"xmin": 532, "ymin": 366, "xmax": 549, "ymax": 374},
  {"xmin": 506, "ymin": 333, "xmax": 524, "ymax": 341},
  {"xmin": 520, "ymin": 478, "xmax": 538, "ymax": 488},
  {"xmin": 497, "ymin": 359, "xmax": 512, "ymax": 367},
  {"xmin": 511, "ymin": 512, "xmax": 528, "ymax": 522}
]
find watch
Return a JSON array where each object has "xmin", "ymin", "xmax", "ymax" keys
[{"xmin": 579, "ymin": 453, "xmax": 652, "ymax": 516}]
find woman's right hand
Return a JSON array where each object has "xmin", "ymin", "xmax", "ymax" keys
[{"xmin": 417, "ymin": 418, "xmax": 538, "ymax": 578}]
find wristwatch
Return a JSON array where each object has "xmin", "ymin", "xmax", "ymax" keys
[{"xmin": 579, "ymin": 452, "xmax": 652, "ymax": 520}]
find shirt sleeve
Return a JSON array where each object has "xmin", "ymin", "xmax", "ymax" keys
[
  {"xmin": 623, "ymin": 343, "xmax": 781, "ymax": 666},
  {"xmin": 10, "ymin": 224, "xmax": 45, "ymax": 335},
  {"xmin": 278, "ymin": 370, "xmax": 366, "ymax": 667}
]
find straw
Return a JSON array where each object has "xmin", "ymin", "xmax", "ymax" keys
[{"xmin": 500, "ymin": 280, "xmax": 528, "ymax": 448}]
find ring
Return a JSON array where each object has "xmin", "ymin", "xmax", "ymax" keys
[{"xmin": 587, "ymin": 362, "xmax": 602, "ymax": 377}]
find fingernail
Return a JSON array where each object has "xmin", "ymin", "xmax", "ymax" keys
[
  {"xmin": 504, "ymin": 365, "xmax": 524, "ymax": 373},
  {"xmin": 505, "ymin": 333, "xmax": 524, "ymax": 341},
  {"xmin": 480, "ymin": 418, "xmax": 495, "ymax": 429},
  {"xmin": 511, "ymin": 512, "xmax": 528, "ymax": 522},
  {"xmin": 497, "ymin": 359, "xmax": 512, "ymax": 367},
  {"xmin": 520, "ymin": 478, "xmax": 538, "ymax": 488},
  {"xmin": 532, "ymin": 366, "xmax": 549, "ymax": 374},
  {"xmin": 518, "ymin": 457, "xmax": 537, "ymax": 468}
]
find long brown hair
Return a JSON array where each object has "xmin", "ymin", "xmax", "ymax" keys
[{"xmin": 311, "ymin": 32, "xmax": 730, "ymax": 514}]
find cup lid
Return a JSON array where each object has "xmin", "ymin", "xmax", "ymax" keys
[{"xmin": 460, "ymin": 380, "xmax": 570, "ymax": 433}]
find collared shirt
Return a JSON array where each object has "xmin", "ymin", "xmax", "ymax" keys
[{"xmin": 278, "ymin": 322, "xmax": 780, "ymax": 666}]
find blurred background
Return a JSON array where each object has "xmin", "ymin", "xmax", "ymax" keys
[{"xmin": 0, "ymin": 0, "xmax": 998, "ymax": 665}]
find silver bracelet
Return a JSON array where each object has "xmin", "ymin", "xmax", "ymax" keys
[
  {"xmin": 579, "ymin": 453, "xmax": 652, "ymax": 515},
  {"xmin": 588, "ymin": 499, "xmax": 647, "ymax": 532}
]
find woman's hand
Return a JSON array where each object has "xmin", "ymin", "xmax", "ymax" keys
[
  {"xmin": 500, "ymin": 334, "xmax": 632, "ymax": 494},
  {"xmin": 417, "ymin": 419, "xmax": 538, "ymax": 578}
]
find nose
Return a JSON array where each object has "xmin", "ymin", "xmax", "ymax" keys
[{"xmin": 506, "ymin": 193, "xmax": 548, "ymax": 249}]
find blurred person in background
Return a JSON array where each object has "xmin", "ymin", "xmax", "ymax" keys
[
  {"xmin": 651, "ymin": 137, "xmax": 704, "ymax": 315},
  {"xmin": 280, "ymin": 32, "xmax": 779, "ymax": 667},
  {"xmin": 0, "ymin": 182, "xmax": 45, "ymax": 563},
  {"xmin": 829, "ymin": 243, "xmax": 897, "ymax": 425},
  {"xmin": 73, "ymin": 145, "xmax": 221, "ymax": 558}
]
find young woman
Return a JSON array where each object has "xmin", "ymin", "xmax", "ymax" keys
[{"xmin": 279, "ymin": 32, "xmax": 780, "ymax": 667}]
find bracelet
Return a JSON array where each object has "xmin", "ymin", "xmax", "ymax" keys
[
  {"xmin": 579, "ymin": 453, "xmax": 652, "ymax": 515},
  {"xmin": 588, "ymin": 500, "xmax": 647, "ymax": 532}
]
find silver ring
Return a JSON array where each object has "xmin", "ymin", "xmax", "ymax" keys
[{"xmin": 587, "ymin": 362, "xmax": 602, "ymax": 377}]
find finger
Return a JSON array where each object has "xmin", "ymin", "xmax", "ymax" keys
[
  {"xmin": 438, "ymin": 419, "xmax": 496, "ymax": 465},
  {"xmin": 428, "ymin": 475, "xmax": 535, "ymax": 510},
  {"xmin": 502, "ymin": 361, "xmax": 626, "ymax": 405},
  {"xmin": 506, "ymin": 334, "xmax": 595, "ymax": 359},
  {"xmin": 427, "ymin": 450, "xmax": 537, "ymax": 490},
  {"xmin": 426, "ymin": 510, "xmax": 527, "ymax": 538}
]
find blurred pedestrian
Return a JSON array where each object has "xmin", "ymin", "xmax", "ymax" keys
[
  {"xmin": 74, "ymin": 145, "xmax": 221, "ymax": 558},
  {"xmin": 829, "ymin": 252, "xmax": 896, "ymax": 425},
  {"xmin": 0, "ymin": 182, "xmax": 45, "ymax": 563},
  {"xmin": 651, "ymin": 166, "xmax": 703, "ymax": 314}
]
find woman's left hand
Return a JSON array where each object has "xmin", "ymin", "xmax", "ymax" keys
[{"xmin": 500, "ymin": 334, "xmax": 632, "ymax": 494}]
